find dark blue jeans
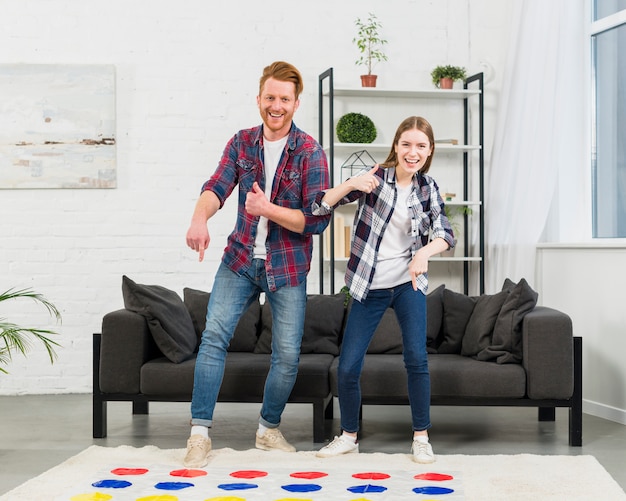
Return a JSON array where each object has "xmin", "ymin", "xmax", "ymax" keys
[{"xmin": 338, "ymin": 282, "xmax": 431, "ymax": 434}]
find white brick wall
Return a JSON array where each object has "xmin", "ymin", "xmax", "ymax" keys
[{"xmin": 0, "ymin": 0, "xmax": 513, "ymax": 394}]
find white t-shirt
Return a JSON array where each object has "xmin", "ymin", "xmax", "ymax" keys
[
  {"xmin": 253, "ymin": 136, "xmax": 288, "ymax": 259},
  {"xmin": 370, "ymin": 183, "xmax": 413, "ymax": 290}
]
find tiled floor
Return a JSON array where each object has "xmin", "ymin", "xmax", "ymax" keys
[{"xmin": 1, "ymin": 394, "xmax": 625, "ymax": 494}]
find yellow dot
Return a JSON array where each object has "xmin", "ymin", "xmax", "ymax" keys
[
  {"xmin": 69, "ymin": 493, "xmax": 113, "ymax": 501},
  {"xmin": 135, "ymin": 495, "xmax": 179, "ymax": 501}
]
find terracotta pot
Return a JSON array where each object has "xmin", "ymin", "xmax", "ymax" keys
[
  {"xmin": 360, "ymin": 74, "xmax": 378, "ymax": 87},
  {"xmin": 439, "ymin": 77, "xmax": 454, "ymax": 89}
]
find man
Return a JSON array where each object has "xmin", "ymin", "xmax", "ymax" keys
[{"xmin": 184, "ymin": 61, "xmax": 330, "ymax": 468}]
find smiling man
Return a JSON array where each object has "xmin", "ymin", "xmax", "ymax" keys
[{"xmin": 183, "ymin": 61, "xmax": 331, "ymax": 468}]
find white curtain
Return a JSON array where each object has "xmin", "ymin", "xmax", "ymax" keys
[{"xmin": 485, "ymin": 0, "xmax": 586, "ymax": 293}]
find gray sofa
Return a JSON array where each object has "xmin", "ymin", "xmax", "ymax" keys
[{"xmin": 93, "ymin": 277, "xmax": 582, "ymax": 445}]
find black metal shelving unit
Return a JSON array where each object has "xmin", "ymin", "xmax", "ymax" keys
[{"xmin": 317, "ymin": 68, "xmax": 484, "ymax": 295}]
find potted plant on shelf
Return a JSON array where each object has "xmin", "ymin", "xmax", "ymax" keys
[
  {"xmin": 440, "ymin": 205, "xmax": 473, "ymax": 256},
  {"xmin": 1, "ymin": 287, "xmax": 61, "ymax": 374},
  {"xmin": 431, "ymin": 65, "xmax": 467, "ymax": 89},
  {"xmin": 336, "ymin": 112, "xmax": 377, "ymax": 143},
  {"xmin": 353, "ymin": 13, "xmax": 388, "ymax": 88}
]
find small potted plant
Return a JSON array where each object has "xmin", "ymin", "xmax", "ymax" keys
[
  {"xmin": 441, "ymin": 205, "xmax": 473, "ymax": 256},
  {"xmin": 336, "ymin": 112, "xmax": 377, "ymax": 143},
  {"xmin": 353, "ymin": 13, "xmax": 388, "ymax": 87},
  {"xmin": 430, "ymin": 65, "xmax": 467, "ymax": 89}
]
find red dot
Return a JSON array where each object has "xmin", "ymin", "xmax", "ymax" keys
[
  {"xmin": 352, "ymin": 472, "xmax": 391, "ymax": 480},
  {"xmin": 170, "ymin": 469, "xmax": 208, "ymax": 477},
  {"xmin": 230, "ymin": 470, "xmax": 268, "ymax": 479},
  {"xmin": 290, "ymin": 471, "xmax": 329, "ymax": 479},
  {"xmin": 414, "ymin": 472, "xmax": 454, "ymax": 481},
  {"xmin": 111, "ymin": 467, "xmax": 149, "ymax": 475}
]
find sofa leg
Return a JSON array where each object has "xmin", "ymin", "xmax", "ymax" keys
[
  {"xmin": 313, "ymin": 400, "xmax": 325, "ymax": 443},
  {"xmin": 569, "ymin": 336, "xmax": 583, "ymax": 446},
  {"xmin": 93, "ymin": 397, "xmax": 107, "ymax": 438},
  {"xmin": 538, "ymin": 407, "xmax": 555, "ymax": 421},
  {"xmin": 324, "ymin": 398, "xmax": 334, "ymax": 420},
  {"xmin": 92, "ymin": 333, "xmax": 107, "ymax": 438},
  {"xmin": 133, "ymin": 400, "xmax": 149, "ymax": 415}
]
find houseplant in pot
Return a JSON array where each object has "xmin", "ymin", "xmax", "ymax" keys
[
  {"xmin": 353, "ymin": 13, "xmax": 388, "ymax": 87},
  {"xmin": 1, "ymin": 287, "xmax": 61, "ymax": 374},
  {"xmin": 440, "ymin": 205, "xmax": 473, "ymax": 256},
  {"xmin": 336, "ymin": 112, "xmax": 377, "ymax": 143},
  {"xmin": 431, "ymin": 65, "xmax": 467, "ymax": 89}
]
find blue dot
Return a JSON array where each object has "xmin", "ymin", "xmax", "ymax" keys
[
  {"xmin": 91, "ymin": 479, "xmax": 132, "ymax": 489},
  {"xmin": 281, "ymin": 483, "xmax": 322, "ymax": 493},
  {"xmin": 413, "ymin": 486, "xmax": 455, "ymax": 495},
  {"xmin": 218, "ymin": 482, "xmax": 259, "ymax": 491},
  {"xmin": 155, "ymin": 481, "xmax": 194, "ymax": 490},
  {"xmin": 347, "ymin": 484, "xmax": 388, "ymax": 493}
]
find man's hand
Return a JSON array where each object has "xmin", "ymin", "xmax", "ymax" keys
[
  {"xmin": 186, "ymin": 221, "xmax": 210, "ymax": 262},
  {"xmin": 245, "ymin": 182, "xmax": 270, "ymax": 217}
]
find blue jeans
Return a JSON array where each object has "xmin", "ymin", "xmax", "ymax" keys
[
  {"xmin": 191, "ymin": 259, "xmax": 306, "ymax": 429},
  {"xmin": 338, "ymin": 282, "xmax": 431, "ymax": 433}
]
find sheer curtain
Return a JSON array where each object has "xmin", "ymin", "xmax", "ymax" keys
[{"xmin": 485, "ymin": 0, "xmax": 586, "ymax": 292}]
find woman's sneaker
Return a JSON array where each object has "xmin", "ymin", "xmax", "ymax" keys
[
  {"xmin": 411, "ymin": 439, "xmax": 435, "ymax": 464},
  {"xmin": 316, "ymin": 435, "xmax": 359, "ymax": 458}
]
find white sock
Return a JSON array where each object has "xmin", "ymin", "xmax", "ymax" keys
[
  {"xmin": 258, "ymin": 423, "xmax": 269, "ymax": 437},
  {"xmin": 191, "ymin": 425, "xmax": 209, "ymax": 439},
  {"xmin": 341, "ymin": 433, "xmax": 357, "ymax": 443},
  {"xmin": 414, "ymin": 435, "xmax": 429, "ymax": 444}
]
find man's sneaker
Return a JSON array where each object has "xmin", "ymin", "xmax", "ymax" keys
[
  {"xmin": 255, "ymin": 428, "xmax": 296, "ymax": 452},
  {"xmin": 316, "ymin": 435, "xmax": 359, "ymax": 458},
  {"xmin": 183, "ymin": 434, "xmax": 211, "ymax": 468},
  {"xmin": 411, "ymin": 439, "xmax": 435, "ymax": 464}
]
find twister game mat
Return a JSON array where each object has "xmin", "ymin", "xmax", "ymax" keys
[{"xmin": 57, "ymin": 464, "xmax": 464, "ymax": 500}]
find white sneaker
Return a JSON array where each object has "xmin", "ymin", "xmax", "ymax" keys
[
  {"xmin": 316, "ymin": 435, "xmax": 359, "ymax": 458},
  {"xmin": 411, "ymin": 439, "xmax": 435, "ymax": 464}
]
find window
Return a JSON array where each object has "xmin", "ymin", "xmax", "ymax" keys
[{"xmin": 591, "ymin": 5, "xmax": 626, "ymax": 237}]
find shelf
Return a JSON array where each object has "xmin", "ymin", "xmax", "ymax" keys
[
  {"xmin": 327, "ymin": 88, "xmax": 481, "ymax": 99},
  {"xmin": 430, "ymin": 257, "xmax": 483, "ymax": 262},
  {"xmin": 328, "ymin": 143, "xmax": 481, "ymax": 154}
]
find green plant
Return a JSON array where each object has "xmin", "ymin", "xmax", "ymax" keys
[
  {"xmin": 444, "ymin": 205, "xmax": 473, "ymax": 235},
  {"xmin": 0, "ymin": 287, "xmax": 61, "ymax": 374},
  {"xmin": 430, "ymin": 65, "xmax": 467, "ymax": 87},
  {"xmin": 336, "ymin": 113, "xmax": 377, "ymax": 143},
  {"xmin": 353, "ymin": 13, "xmax": 388, "ymax": 75},
  {"xmin": 339, "ymin": 286, "xmax": 352, "ymax": 308}
]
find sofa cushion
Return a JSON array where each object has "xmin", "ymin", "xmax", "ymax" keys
[
  {"xmin": 255, "ymin": 293, "xmax": 344, "ymax": 355},
  {"xmin": 121, "ymin": 275, "xmax": 196, "ymax": 363},
  {"xmin": 437, "ymin": 289, "xmax": 477, "ymax": 354},
  {"xmin": 461, "ymin": 289, "xmax": 510, "ymax": 357},
  {"xmin": 478, "ymin": 278, "xmax": 538, "ymax": 364},
  {"xmin": 182, "ymin": 288, "xmax": 260, "ymax": 352}
]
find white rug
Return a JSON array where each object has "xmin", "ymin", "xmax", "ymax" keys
[{"xmin": 1, "ymin": 445, "xmax": 624, "ymax": 501}]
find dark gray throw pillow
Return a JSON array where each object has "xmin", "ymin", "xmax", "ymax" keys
[
  {"xmin": 461, "ymin": 289, "xmax": 510, "ymax": 357},
  {"xmin": 478, "ymin": 278, "xmax": 538, "ymax": 364},
  {"xmin": 426, "ymin": 284, "xmax": 445, "ymax": 352},
  {"xmin": 438, "ymin": 288, "xmax": 477, "ymax": 354},
  {"xmin": 122, "ymin": 275, "xmax": 196, "ymax": 363},
  {"xmin": 182, "ymin": 287, "xmax": 260, "ymax": 352},
  {"xmin": 255, "ymin": 294, "xmax": 344, "ymax": 355},
  {"xmin": 367, "ymin": 308, "xmax": 403, "ymax": 354}
]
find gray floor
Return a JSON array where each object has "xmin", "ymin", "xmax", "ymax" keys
[{"xmin": 1, "ymin": 394, "xmax": 625, "ymax": 495}]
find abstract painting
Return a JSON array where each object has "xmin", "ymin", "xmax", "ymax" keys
[{"xmin": 0, "ymin": 64, "xmax": 116, "ymax": 189}]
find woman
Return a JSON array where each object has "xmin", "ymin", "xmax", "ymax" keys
[{"xmin": 313, "ymin": 116, "xmax": 455, "ymax": 463}]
